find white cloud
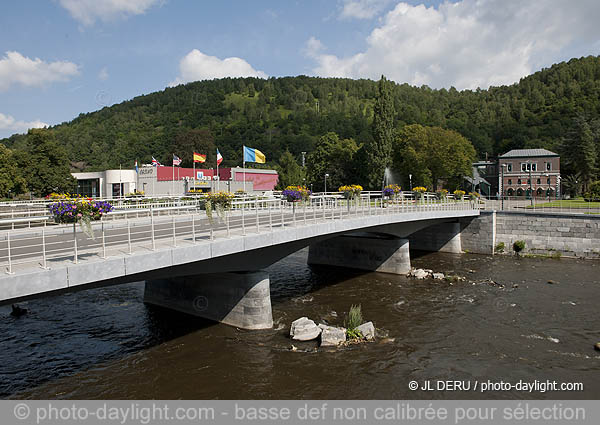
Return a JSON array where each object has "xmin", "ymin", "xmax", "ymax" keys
[
  {"xmin": 0, "ymin": 51, "xmax": 79, "ymax": 91},
  {"xmin": 170, "ymin": 49, "xmax": 267, "ymax": 86},
  {"xmin": 340, "ymin": 0, "xmax": 392, "ymax": 19},
  {"xmin": 0, "ymin": 113, "xmax": 48, "ymax": 134},
  {"xmin": 58, "ymin": 0, "xmax": 160, "ymax": 26},
  {"xmin": 98, "ymin": 67, "xmax": 109, "ymax": 81},
  {"xmin": 309, "ymin": 0, "xmax": 600, "ymax": 89}
]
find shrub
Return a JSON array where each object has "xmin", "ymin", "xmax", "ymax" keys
[
  {"xmin": 344, "ymin": 304, "xmax": 363, "ymax": 339},
  {"xmin": 453, "ymin": 189, "xmax": 466, "ymax": 198},
  {"xmin": 513, "ymin": 240, "xmax": 526, "ymax": 253},
  {"xmin": 495, "ymin": 242, "xmax": 505, "ymax": 253},
  {"xmin": 584, "ymin": 181, "xmax": 600, "ymax": 201}
]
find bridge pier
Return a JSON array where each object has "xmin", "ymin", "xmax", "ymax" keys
[
  {"xmin": 307, "ymin": 234, "xmax": 411, "ymax": 274},
  {"xmin": 143, "ymin": 271, "xmax": 273, "ymax": 330},
  {"xmin": 408, "ymin": 221, "xmax": 462, "ymax": 253}
]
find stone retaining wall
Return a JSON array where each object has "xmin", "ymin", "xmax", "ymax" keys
[{"xmin": 460, "ymin": 211, "xmax": 600, "ymax": 259}]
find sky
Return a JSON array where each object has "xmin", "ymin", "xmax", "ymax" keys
[{"xmin": 1, "ymin": 0, "xmax": 600, "ymax": 139}]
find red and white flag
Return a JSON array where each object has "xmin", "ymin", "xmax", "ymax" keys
[{"xmin": 216, "ymin": 149, "xmax": 223, "ymax": 166}]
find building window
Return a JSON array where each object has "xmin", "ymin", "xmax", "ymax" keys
[
  {"xmin": 507, "ymin": 163, "xmax": 512, "ymax": 172},
  {"xmin": 517, "ymin": 178, "xmax": 521, "ymax": 185},
  {"xmin": 537, "ymin": 178, "xmax": 541, "ymax": 184},
  {"xmin": 521, "ymin": 162, "xmax": 537, "ymax": 172},
  {"xmin": 507, "ymin": 179, "xmax": 512, "ymax": 185},
  {"xmin": 547, "ymin": 178, "xmax": 551, "ymax": 185},
  {"xmin": 546, "ymin": 162, "xmax": 551, "ymax": 171},
  {"xmin": 527, "ymin": 179, "xmax": 531, "ymax": 184}
]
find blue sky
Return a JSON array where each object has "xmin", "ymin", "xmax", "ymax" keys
[{"xmin": 1, "ymin": 0, "xmax": 599, "ymax": 139}]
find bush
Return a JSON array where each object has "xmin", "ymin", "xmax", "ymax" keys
[
  {"xmin": 513, "ymin": 240, "xmax": 526, "ymax": 253},
  {"xmin": 584, "ymin": 181, "xmax": 600, "ymax": 201},
  {"xmin": 495, "ymin": 242, "xmax": 505, "ymax": 253},
  {"xmin": 344, "ymin": 304, "xmax": 363, "ymax": 339}
]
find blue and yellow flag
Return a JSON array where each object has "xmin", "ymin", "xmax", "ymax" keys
[{"xmin": 243, "ymin": 146, "xmax": 266, "ymax": 164}]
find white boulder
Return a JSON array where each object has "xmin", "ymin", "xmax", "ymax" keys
[
  {"xmin": 318, "ymin": 324, "xmax": 346, "ymax": 346},
  {"xmin": 357, "ymin": 321, "xmax": 375, "ymax": 340},
  {"xmin": 290, "ymin": 317, "xmax": 321, "ymax": 341}
]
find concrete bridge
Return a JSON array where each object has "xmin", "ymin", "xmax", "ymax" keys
[{"xmin": 0, "ymin": 195, "xmax": 479, "ymax": 329}]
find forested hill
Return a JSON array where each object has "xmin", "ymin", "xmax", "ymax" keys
[{"xmin": 3, "ymin": 55, "xmax": 600, "ymax": 172}]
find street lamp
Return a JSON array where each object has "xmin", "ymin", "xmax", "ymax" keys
[
  {"xmin": 500, "ymin": 163, "xmax": 507, "ymax": 210},
  {"xmin": 526, "ymin": 161, "xmax": 533, "ymax": 207},
  {"xmin": 324, "ymin": 173, "xmax": 329, "ymax": 194},
  {"xmin": 409, "ymin": 174, "xmax": 413, "ymax": 191}
]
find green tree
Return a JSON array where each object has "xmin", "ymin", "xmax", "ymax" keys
[
  {"xmin": 16, "ymin": 129, "xmax": 75, "ymax": 196},
  {"xmin": 275, "ymin": 150, "xmax": 305, "ymax": 189},
  {"xmin": 0, "ymin": 144, "xmax": 27, "ymax": 198},
  {"xmin": 171, "ymin": 129, "xmax": 217, "ymax": 168},
  {"xmin": 306, "ymin": 132, "xmax": 360, "ymax": 191},
  {"xmin": 365, "ymin": 75, "xmax": 395, "ymax": 189},
  {"xmin": 393, "ymin": 124, "xmax": 475, "ymax": 190},
  {"xmin": 561, "ymin": 116, "xmax": 597, "ymax": 193}
]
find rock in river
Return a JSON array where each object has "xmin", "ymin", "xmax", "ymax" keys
[
  {"xmin": 357, "ymin": 321, "xmax": 375, "ymax": 340},
  {"xmin": 290, "ymin": 317, "xmax": 321, "ymax": 341},
  {"xmin": 318, "ymin": 324, "xmax": 346, "ymax": 347}
]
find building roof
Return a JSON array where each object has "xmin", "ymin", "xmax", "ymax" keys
[{"xmin": 499, "ymin": 149, "xmax": 559, "ymax": 158}]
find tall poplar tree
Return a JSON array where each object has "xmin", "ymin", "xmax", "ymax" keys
[{"xmin": 367, "ymin": 75, "xmax": 395, "ymax": 189}]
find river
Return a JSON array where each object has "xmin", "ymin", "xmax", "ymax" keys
[{"xmin": 1, "ymin": 249, "xmax": 599, "ymax": 399}]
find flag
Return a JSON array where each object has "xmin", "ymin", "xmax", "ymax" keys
[
  {"xmin": 243, "ymin": 146, "xmax": 266, "ymax": 163},
  {"xmin": 134, "ymin": 160, "xmax": 139, "ymax": 174},
  {"xmin": 193, "ymin": 152, "xmax": 207, "ymax": 163},
  {"xmin": 151, "ymin": 156, "xmax": 161, "ymax": 167},
  {"xmin": 173, "ymin": 154, "xmax": 182, "ymax": 166},
  {"xmin": 216, "ymin": 149, "xmax": 223, "ymax": 166}
]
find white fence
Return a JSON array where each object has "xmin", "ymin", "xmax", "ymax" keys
[{"xmin": 0, "ymin": 192, "xmax": 477, "ymax": 275}]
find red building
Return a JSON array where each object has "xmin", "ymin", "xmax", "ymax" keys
[{"xmin": 498, "ymin": 149, "xmax": 560, "ymax": 198}]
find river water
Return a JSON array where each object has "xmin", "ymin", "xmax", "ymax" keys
[{"xmin": 1, "ymin": 249, "xmax": 599, "ymax": 399}]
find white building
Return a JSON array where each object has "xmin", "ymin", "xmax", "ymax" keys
[{"xmin": 71, "ymin": 169, "xmax": 137, "ymax": 198}]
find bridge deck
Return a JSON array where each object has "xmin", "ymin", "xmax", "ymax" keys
[{"xmin": 0, "ymin": 198, "xmax": 479, "ymax": 304}]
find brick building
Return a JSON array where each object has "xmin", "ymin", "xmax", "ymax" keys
[{"xmin": 498, "ymin": 149, "xmax": 560, "ymax": 198}]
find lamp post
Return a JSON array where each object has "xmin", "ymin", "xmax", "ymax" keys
[
  {"xmin": 526, "ymin": 161, "xmax": 533, "ymax": 207},
  {"xmin": 409, "ymin": 174, "xmax": 412, "ymax": 191},
  {"xmin": 500, "ymin": 164, "xmax": 507, "ymax": 210},
  {"xmin": 324, "ymin": 173, "xmax": 329, "ymax": 194}
]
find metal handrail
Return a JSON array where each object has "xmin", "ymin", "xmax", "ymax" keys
[{"xmin": 0, "ymin": 192, "xmax": 478, "ymax": 275}]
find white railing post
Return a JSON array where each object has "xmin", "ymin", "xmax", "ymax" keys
[
  {"xmin": 255, "ymin": 199, "xmax": 259, "ymax": 233},
  {"xmin": 241, "ymin": 202, "xmax": 246, "ymax": 235},
  {"xmin": 73, "ymin": 223, "xmax": 78, "ymax": 264},
  {"xmin": 150, "ymin": 207, "xmax": 156, "ymax": 251},
  {"xmin": 6, "ymin": 232, "xmax": 13, "ymax": 274},
  {"xmin": 269, "ymin": 202, "xmax": 273, "ymax": 231},
  {"xmin": 192, "ymin": 214, "xmax": 197, "ymax": 243},
  {"xmin": 41, "ymin": 227, "xmax": 47, "ymax": 269},
  {"xmin": 304, "ymin": 202, "xmax": 307, "ymax": 225},
  {"xmin": 226, "ymin": 214, "xmax": 230, "ymax": 237},
  {"xmin": 128, "ymin": 220, "xmax": 132, "ymax": 254},
  {"xmin": 102, "ymin": 222, "xmax": 106, "ymax": 259},
  {"xmin": 172, "ymin": 216, "xmax": 177, "ymax": 246}
]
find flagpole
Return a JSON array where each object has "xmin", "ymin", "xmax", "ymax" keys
[
  {"xmin": 216, "ymin": 149, "xmax": 220, "ymax": 192},
  {"xmin": 172, "ymin": 154, "xmax": 175, "ymax": 196},
  {"xmin": 193, "ymin": 154, "xmax": 196, "ymax": 194},
  {"xmin": 243, "ymin": 146, "xmax": 246, "ymax": 194}
]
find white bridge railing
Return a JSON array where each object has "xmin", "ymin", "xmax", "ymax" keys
[{"xmin": 0, "ymin": 192, "xmax": 478, "ymax": 275}]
